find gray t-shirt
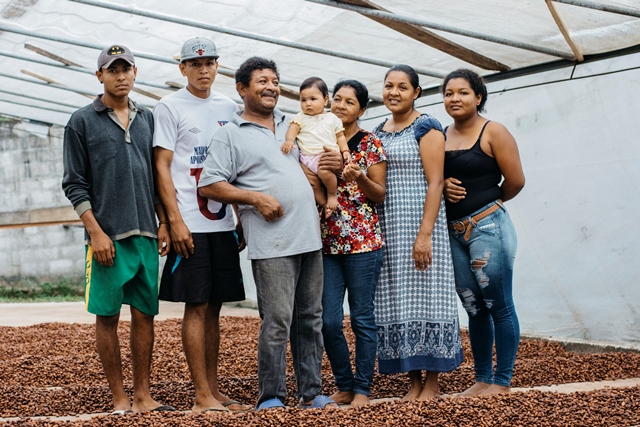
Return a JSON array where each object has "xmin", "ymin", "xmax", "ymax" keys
[{"xmin": 198, "ymin": 109, "xmax": 321, "ymax": 260}]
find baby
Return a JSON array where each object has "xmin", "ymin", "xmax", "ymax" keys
[{"xmin": 282, "ymin": 77, "xmax": 350, "ymax": 217}]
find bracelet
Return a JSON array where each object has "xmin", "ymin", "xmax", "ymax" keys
[
  {"xmin": 341, "ymin": 150, "xmax": 350, "ymax": 154},
  {"xmin": 159, "ymin": 220, "xmax": 169, "ymax": 225}
]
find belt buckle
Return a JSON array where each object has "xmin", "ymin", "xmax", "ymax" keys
[{"xmin": 452, "ymin": 221, "xmax": 466, "ymax": 233}]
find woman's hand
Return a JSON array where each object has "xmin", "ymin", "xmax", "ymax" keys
[
  {"xmin": 412, "ymin": 232, "xmax": 433, "ymax": 271},
  {"xmin": 341, "ymin": 162, "xmax": 362, "ymax": 181},
  {"xmin": 444, "ymin": 177, "xmax": 466, "ymax": 203}
]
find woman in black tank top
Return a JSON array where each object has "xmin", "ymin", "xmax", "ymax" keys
[{"xmin": 441, "ymin": 69, "xmax": 525, "ymax": 397}]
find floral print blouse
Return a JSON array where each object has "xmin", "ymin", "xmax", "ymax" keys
[{"xmin": 321, "ymin": 130, "xmax": 387, "ymax": 255}]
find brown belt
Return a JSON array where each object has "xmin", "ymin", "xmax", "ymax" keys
[{"xmin": 448, "ymin": 200, "xmax": 502, "ymax": 241}]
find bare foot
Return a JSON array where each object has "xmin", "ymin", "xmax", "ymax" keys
[
  {"xmin": 456, "ymin": 382, "xmax": 491, "ymax": 397},
  {"xmin": 417, "ymin": 371, "xmax": 440, "ymax": 401},
  {"xmin": 330, "ymin": 391, "xmax": 354, "ymax": 404},
  {"xmin": 402, "ymin": 371, "xmax": 423, "ymax": 401},
  {"xmin": 325, "ymin": 194, "xmax": 338, "ymax": 218},
  {"xmin": 132, "ymin": 397, "xmax": 174, "ymax": 413},
  {"xmin": 191, "ymin": 396, "xmax": 226, "ymax": 413},
  {"xmin": 480, "ymin": 385, "xmax": 511, "ymax": 395},
  {"xmin": 350, "ymin": 394, "xmax": 370, "ymax": 408},
  {"xmin": 212, "ymin": 391, "xmax": 252, "ymax": 412},
  {"xmin": 417, "ymin": 386, "xmax": 439, "ymax": 401}
]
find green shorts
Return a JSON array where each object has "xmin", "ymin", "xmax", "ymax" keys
[{"xmin": 85, "ymin": 235, "xmax": 160, "ymax": 317}]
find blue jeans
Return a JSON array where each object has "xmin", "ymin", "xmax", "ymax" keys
[
  {"xmin": 251, "ymin": 250, "xmax": 324, "ymax": 404},
  {"xmin": 448, "ymin": 201, "xmax": 520, "ymax": 387},
  {"xmin": 321, "ymin": 249, "xmax": 383, "ymax": 397}
]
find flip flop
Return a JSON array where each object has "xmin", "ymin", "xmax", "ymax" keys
[
  {"xmin": 257, "ymin": 397, "xmax": 286, "ymax": 410},
  {"xmin": 201, "ymin": 407, "xmax": 229, "ymax": 413},
  {"xmin": 297, "ymin": 395, "xmax": 337, "ymax": 410},
  {"xmin": 222, "ymin": 399, "xmax": 253, "ymax": 412},
  {"xmin": 151, "ymin": 405, "xmax": 175, "ymax": 412},
  {"xmin": 110, "ymin": 409, "xmax": 133, "ymax": 416}
]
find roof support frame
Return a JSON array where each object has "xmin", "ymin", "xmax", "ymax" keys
[
  {"xmin": 0, "ymin": 71, "xmax": 153, "ymax": 108},
  {"xmin": 0, "ymin": 47, "xmax": 178, "ymax": 91},
  {"xmin": 0, "ymin": 23, "xmax": 306, "ymax": 88},
  {"xmin": 0, "ymin": 87, "xmax": 82, "ymax": 110},
  {"xmin": 306, "ymin": 0, "xmax": 575, "ymax": 60},
  {"xmin": 24, "ymin": 43, "xmax": 84, "ymax": 67},
  {"xmin": 551, "ymin": 0, "xmax": 640, "ymax": 19},
  {"xmin": 0, "ymin": 97, "xmax": 75, "ymax": 115},
  {"xmin": 333, "ymin": 0, "xmax": 510, "ymax": 71},
  {"xmin": 66, "ymin": 0, "xmax": 447, "ymax": 78},
  {"xmin": 545, "ymin": 0, "xmax": 584, "ymax": 62}
]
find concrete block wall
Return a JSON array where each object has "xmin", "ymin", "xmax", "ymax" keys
[{"xmin": 0, "ymin": 119, "xmax": 68, "ymax": 212}]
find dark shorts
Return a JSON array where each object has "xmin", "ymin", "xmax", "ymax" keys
[{"xmin": 159, "ymin": 231, "xmax": 245, "ymax": 304}]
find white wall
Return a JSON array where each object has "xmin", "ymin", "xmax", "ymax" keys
[{"xmin": 361, "ymin": 52, "xmax": 640, "ymax": 344}]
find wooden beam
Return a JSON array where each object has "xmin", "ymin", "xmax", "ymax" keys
[
  {"xmin": 20, "ymin": 69, "xmax": 94, "ymax": 99},
  {"xmin": 24, "ymin": 43, "xmax": 85, "ymax": 67},
  {"xmin": 545, "ymin": 0, "xmax": 584, "ymax": 62},
  {"xmin": 279, "ymin": 85, "xmax": 301, "ymax": 101},
  {"xmin": 132, "ymin": 87, "xmax": 162, "ymax": 101},
  {"xmin": 0, "ymin": 206, "xmax": 81, "ymax": 229},
  {"xmin": 339, "ymin": 0, "xmax": 510, "ymax": 71},
  {"xmin": 165, "ymin": 80, "xmax": 185, "ymax": 89}
]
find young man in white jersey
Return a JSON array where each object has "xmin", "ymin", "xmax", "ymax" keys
[{"xmin": 153, "ymin": 37, "xmax": 251, "ymax": 413}]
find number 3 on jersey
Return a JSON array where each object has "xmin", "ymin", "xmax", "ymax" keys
[{"xmin": 190, "ymin": 168, "xmax": 227, "ymax": 220}]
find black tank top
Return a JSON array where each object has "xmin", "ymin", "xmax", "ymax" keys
[{"xmin": 444, "ymin": 121, "xmax": 502, "ymax": 221}]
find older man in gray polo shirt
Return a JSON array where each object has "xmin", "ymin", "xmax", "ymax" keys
[{"xmin": 198, "ymin": 57, "xmax": 340, "ymax": 410}]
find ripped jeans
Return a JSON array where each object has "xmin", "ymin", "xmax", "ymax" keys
[{"xmin": 448, "ymin": 200, "xmax": 519, "ymax": 387}]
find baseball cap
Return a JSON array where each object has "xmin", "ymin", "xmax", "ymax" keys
[
  {"xmin": 97, "ymin": 45, "xmax": 135, "ymax": 70},
  {"xmin": 180, "ymin": 37, "xmax": 219, "ymax": 62}
]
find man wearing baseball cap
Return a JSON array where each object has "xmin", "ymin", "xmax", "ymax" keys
[
  {"xmin": 153, "ymin": 37, "xmax": 251, "ymax": 413},
  {"xmin": 63, "ymin": 44, "xmax": 173, "ymax": 414}
]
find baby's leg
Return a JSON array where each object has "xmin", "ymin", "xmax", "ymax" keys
[
  {"xmin": 318, "ymin": 168, "xmax": 338, "ymax": 218},
  {"xmin": 301, "ymin": 163, "xmax": 327, "ymax": 207}
]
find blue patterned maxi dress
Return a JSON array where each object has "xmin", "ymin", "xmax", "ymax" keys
[{"xmin": 373, "ymin": 114, "xmax": 463, "ymax": 374}]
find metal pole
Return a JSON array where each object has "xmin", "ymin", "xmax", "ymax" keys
[
  {"xmin": 0, "ymin": 71, "xmax": 154, "ymax": 109},
  {"xmin": 0, "ymin": 87, "xmax": 82, "ymax": 109},
  {"xmin": 305, "ymin": 0, "xmax": 575, "ymax": 60},
  {"xmin": 66, "ymin": 0, "xmax": 447, "ymax": 78},
  {"xmin": 0, "ymin": 97, "xmax": 75, "ymax": 115},
  {"xmin": 552, "ymin": 0, "xmax": 640, "ymax": 18},
  {"xmin": 0, "ymin": 50, "xmax": 177, "ymax": 91},
  {"xmin": 0, "ymin": 22, "xmax": 302, "ymax": 87}
]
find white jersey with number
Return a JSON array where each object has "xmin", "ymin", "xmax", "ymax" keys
[{"xmin": 153, "ymin": 88, "xmax": 239, "ymax": 233}]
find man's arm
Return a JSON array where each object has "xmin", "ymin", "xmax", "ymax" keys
[
  {"xmin": 154, "ymin": 147, "xmax": 194, "ymax": 258},
  {"xmin": 79, "ymin": 210, "xmax": 115, "ymax": 267},
  {"xmin": 199, "ymin": 181, "xmax": 283, "ymax": 222},
  {"xmin": 317, "ymin": 145, "xmax": 344, "ymax": 174},
  {"xmin": 154, "ymin": 202, "xmax": 170, "ymax": 257}
]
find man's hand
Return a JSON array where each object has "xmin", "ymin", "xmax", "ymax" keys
[
  {"xmin": 318, "ymin": 146, "xmax": 343, "ymax": 174},
  {"xmin": 91, "ymin": 230, "xmax": 115, "ymax": 267},
  {"xmin": 157, "ymin": 223, "xmax": 171, "ymax": 257},
  {"xmin": 170, "ymin": 219, "xmax": 194, "ymax": 258},
  {"xmin": 235, "ymin": 221, "xmax": 246, "ymax": 252},
  {"xmin": 444, "ymin": 177, "xmax": 466, "ymax": 204},
  {"xmin": 254, "ymin": 193, "xmax": 284, "ymax": 222}
]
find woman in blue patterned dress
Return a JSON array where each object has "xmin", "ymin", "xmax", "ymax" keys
[{"xmin": 373, "ymin": 64, "xmax": 463, "ymax": 400}]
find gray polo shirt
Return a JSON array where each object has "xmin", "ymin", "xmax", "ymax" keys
[{"xmin": 198, "ymin": 109, "xmax": 321, "ymax": 260}]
